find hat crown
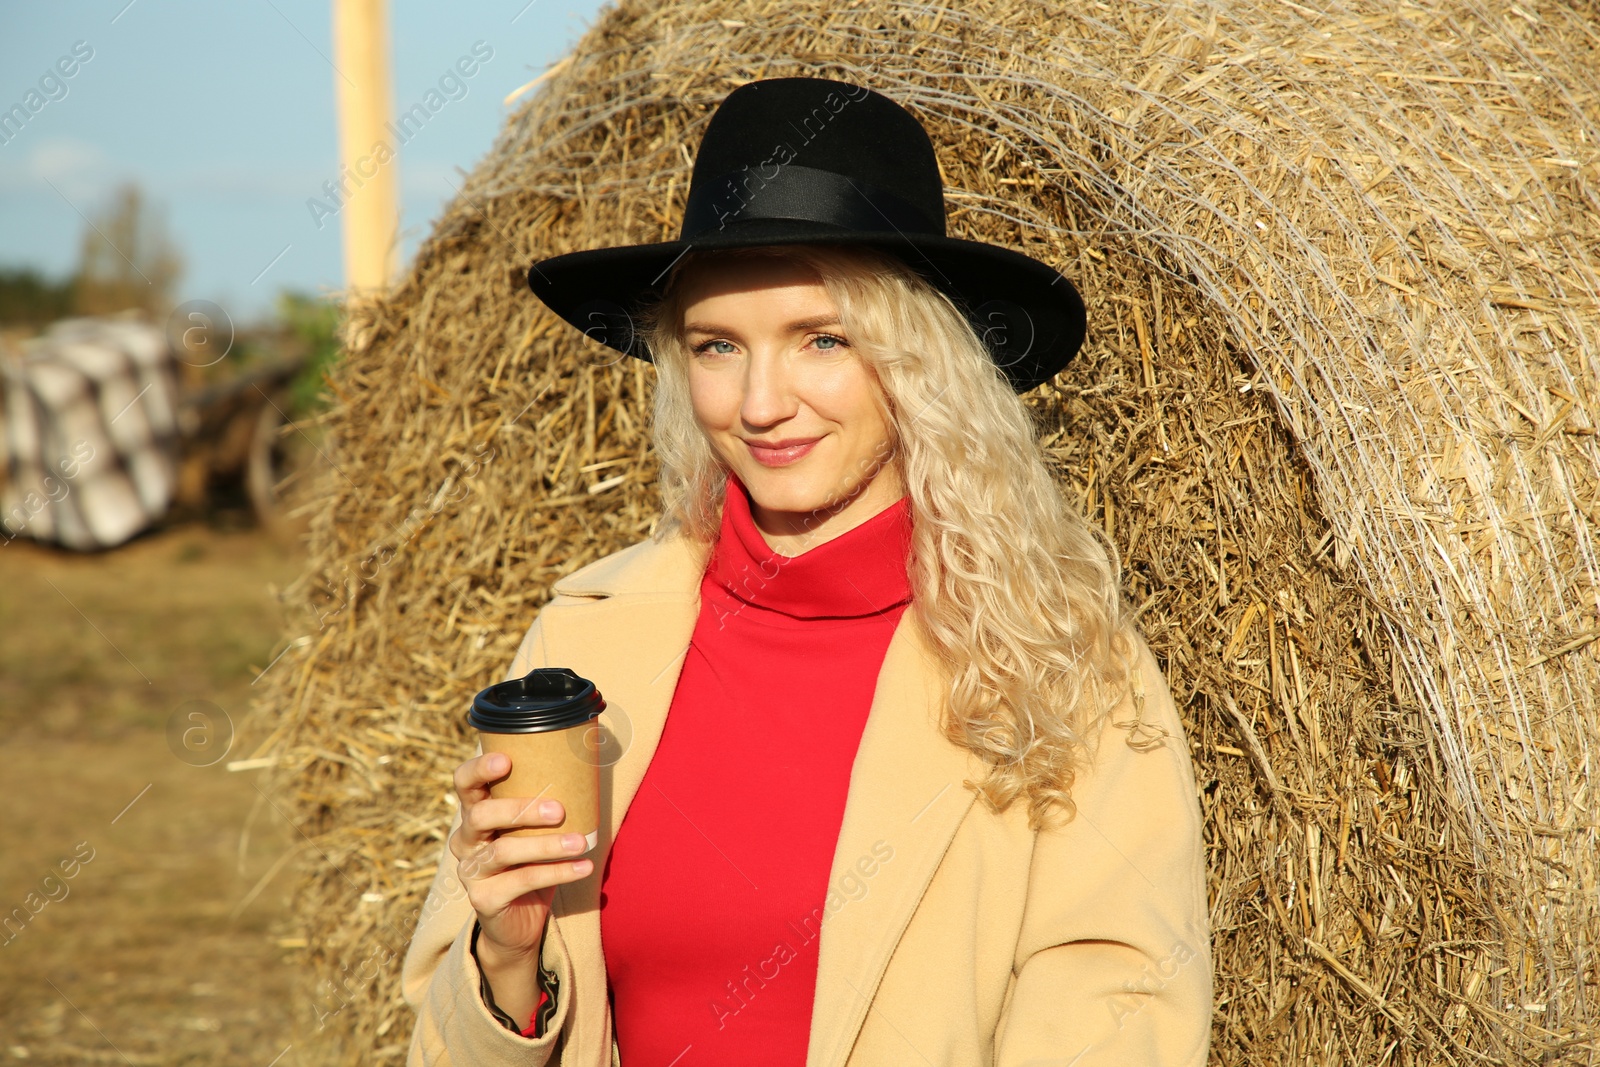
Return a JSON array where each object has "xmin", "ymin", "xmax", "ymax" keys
[{"xmin": 679, "ymin": 78, "xmax": 947, "ymax": 241}]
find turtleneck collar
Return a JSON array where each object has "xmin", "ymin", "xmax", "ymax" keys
[{"xmin": 705, "ymin": 472, "xmax": 913, "ymax": 620}]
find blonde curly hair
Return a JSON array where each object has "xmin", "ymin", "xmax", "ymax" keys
[{"xmin": 637, "ymin": 242, "xmax": 1137, "ymax": 831}]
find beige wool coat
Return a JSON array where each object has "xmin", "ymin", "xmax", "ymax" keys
[{"xmin": 401, "ymin": 529, "xmax": 1212, "ymax": 1066}]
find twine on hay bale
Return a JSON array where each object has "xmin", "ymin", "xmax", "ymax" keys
[{"xmin": 242, "ymin": 0, "xmax": 1600, "ymax": 1062}]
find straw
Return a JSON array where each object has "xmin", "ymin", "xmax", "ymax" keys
[{"xmin": 243, "ymin": 1, "xmax": 1600, "ymax": 1061}]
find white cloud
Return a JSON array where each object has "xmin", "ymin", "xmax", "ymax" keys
[
  {"xmin": 0, "ymin": 137, "xmax": 324, "ymax": 204},
  {"xmin": 27, "ymin": 136, "xmax": 108, "ymax": 182},
  {"xmin": 0, "ymin": 135, "xmax": 114, "ymax": 198},
  {"xmin": 164, "ymin": 163, "xmax": 329, "ymax": 199}
]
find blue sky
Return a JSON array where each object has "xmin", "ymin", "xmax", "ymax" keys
[{"xmin": 0, "ymin": 0, "xmax": 611, "ymax": 324}]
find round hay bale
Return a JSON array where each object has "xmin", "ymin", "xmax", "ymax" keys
[{"xmin": 245, "ymin": 0, "xmax": 1600, "ymax": 1061}]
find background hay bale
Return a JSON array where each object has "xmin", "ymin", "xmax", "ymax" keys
[{"xmin": 244, "ymin": 0, "xmax": 1600, "ymax": 1061}]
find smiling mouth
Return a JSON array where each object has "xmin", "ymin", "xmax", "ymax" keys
[{"xmin": 744, "ymin": 438, "xmax": 820, "ymax": 467}]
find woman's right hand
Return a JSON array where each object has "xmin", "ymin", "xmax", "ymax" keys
[{"xmin": 450, "ymin": 751, "xmax": 593, "ymax": 1017}]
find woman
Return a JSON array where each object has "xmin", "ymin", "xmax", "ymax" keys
[{"xmin": 402, "ymin": 77, "xmax": 1210, "ymax": 1066}]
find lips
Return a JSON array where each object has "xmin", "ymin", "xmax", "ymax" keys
[{"xmin": 744, "ymin": 437, "xmax": 820, "ymax": 467}]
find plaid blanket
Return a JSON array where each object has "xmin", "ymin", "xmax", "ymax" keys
[{"xmin": 1, "ymin": 315, "xmax": 180, "ymax": 550}]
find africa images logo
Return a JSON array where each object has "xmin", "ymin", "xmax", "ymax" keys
[
  {"xmin": 705, "ymin": 82, "xmax": 870, "ymax": 231},
  {"xmin": 305, "ymin": 41, "xmax": 493, "ymax": 230},
  {"xmin": 0, "ymin": 40, "xmax": 94, "ymax": 148}
]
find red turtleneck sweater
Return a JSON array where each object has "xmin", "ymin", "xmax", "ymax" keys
[{"xmin": 581, "ymin": 473, "xmax": 913, "ymax": 1064}]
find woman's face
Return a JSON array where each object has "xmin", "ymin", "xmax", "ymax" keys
[{"xmin": 677, "ymin": 253, "xmax": 903, "ymax": 553}]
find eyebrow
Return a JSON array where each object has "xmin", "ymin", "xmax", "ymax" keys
[{"xmin": 683, "ymin": 314, "xmax": 843, "ymax": 337}]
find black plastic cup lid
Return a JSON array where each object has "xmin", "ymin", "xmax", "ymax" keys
[{"xmin": 469, "ymin": 667, "xmax": 605, "ymax": 734}]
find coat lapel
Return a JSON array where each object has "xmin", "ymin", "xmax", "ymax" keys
[
  {"xmin": 805, "ymin": 615, "xmax": 980, "ymax": 1067},
  {"xmin": 532, "ymin": 533, "xmax": 980, "ymax": 1067},
  {"xmin": 530, "ymin": 535, "xmax": 706, "ymax": 1063}
]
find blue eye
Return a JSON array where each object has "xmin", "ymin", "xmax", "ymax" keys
[
  {"xmin": 813, "ymin": 334, "xmax": 848, "ymax": 351},
  {"xmin": 694, "ymin": 339, "xmax": 735, "ymax": 355}
]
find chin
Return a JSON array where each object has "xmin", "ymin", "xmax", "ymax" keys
[{"xmin": 737, "ymin": 467, "xmax": 841, "ymax": 515}]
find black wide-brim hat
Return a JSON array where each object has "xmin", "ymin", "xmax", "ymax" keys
[{"xmin": 525, "ymin": 77, "xmax": 1086, "ymax": 394}]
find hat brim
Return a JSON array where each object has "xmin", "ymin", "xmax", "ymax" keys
[{"xmin": 525, "ymin": 220, "xmax": 1086, "ymax": 393}]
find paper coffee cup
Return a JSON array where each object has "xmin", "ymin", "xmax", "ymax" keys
[{"xmin": 469, "ymin": 667, "xmax": 604, "ymax": 853}]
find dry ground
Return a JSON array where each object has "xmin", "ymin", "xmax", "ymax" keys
[{"xmin": 0, "ymin": 517, "xmax": 313, "ymax": 1065}]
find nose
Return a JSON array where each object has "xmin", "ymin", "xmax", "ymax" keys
[{"xmin": 739, "ymin": 343, "xmax": 798, "ymax": 430}]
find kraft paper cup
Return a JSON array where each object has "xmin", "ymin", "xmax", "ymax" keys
[{"xmin": 469, "ymin": 667, "xmax": 604, "ymax": 853}]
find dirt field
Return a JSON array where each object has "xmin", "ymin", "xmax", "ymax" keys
[{"xmin": 0, "ymin": 517, "xmax": 312, "ymax": 1065}]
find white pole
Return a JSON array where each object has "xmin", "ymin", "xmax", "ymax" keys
[{"xmin": 332, "ymin": 0, "xmax": 399, "ymax": 295}]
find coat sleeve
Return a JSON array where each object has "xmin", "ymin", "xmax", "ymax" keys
[
  {"xmin": 400, "ymin": 604, "xmax": 582, "ymax": 1065},
  {"xmin": 992, "ymin": 633, "xmax": 1212, "ymax": 1067}
]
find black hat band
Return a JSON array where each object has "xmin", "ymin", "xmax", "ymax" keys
[{"xmin": 681, "ymin": 164, "xmax": 943, "ymax": 241}]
